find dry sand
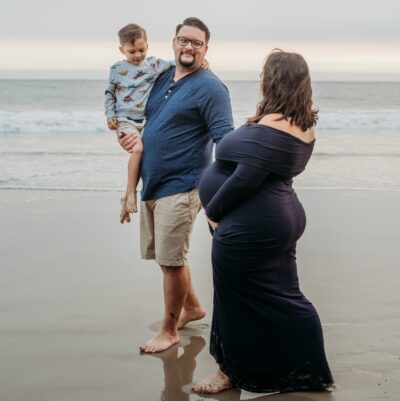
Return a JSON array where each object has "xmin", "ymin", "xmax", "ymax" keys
[{"xmin": 0, "ymin": 189, "xmax": 399, "ymax": 401}]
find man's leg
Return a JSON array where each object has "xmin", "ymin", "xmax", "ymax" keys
[
  {"xmin": 178, "ymin": 266, "xmax": 206, "ymax": 329},
  {"xmin": 140, "ymin": 264, "xmax": 188, "ymax": 353},
  {"xmin": 139, "ymin": 190, "xmax": 206, "ymax": 352}
]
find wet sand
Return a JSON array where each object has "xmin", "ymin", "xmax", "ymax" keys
[{"xmin": 0, "ymin": 189, "xmax": 399, "ymax": 401}]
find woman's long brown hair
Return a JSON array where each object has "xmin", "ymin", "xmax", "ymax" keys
[{"xmin": 247, "ymin": 49, "xmax": 318, "ymax": 131}]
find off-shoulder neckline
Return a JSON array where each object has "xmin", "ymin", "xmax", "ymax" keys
[{"xmin": 251, "ymin": 124, "xmax": 316, "ymax": 146}]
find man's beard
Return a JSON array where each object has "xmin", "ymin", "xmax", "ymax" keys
[{"xmin": 178, "ymin": 52, "xmax": 196, "ymax": 68}]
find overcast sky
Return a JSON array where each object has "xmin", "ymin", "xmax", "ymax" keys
[{"xmin": 1, "ymin": 0, "xmax": 399, "ymax": 79}]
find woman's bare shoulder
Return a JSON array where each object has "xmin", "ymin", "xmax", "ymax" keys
[{"xmin": 257, "ymin": 114, "xmax": 315, "ymax": 144}]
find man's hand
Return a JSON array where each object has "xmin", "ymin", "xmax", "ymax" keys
[
  {"xmin": 117, "ymin": 132, "xmax": 139, "ymax": 153},
  {"xmin": 201, "ymin": 58, "xmax": 210, "ymax": 70},
  {"xmin": 107, "ymin": 117, "xmax": 118, "ymax": 130}
]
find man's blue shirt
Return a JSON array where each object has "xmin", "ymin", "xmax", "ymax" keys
[{"xmin": 141, "ymin": 67, "xmax": 234, "ymax": 201}]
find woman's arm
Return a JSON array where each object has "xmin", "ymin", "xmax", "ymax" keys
[{"xmin": 205, "ymin": 162, "xmax": 270, "ymax": 222}]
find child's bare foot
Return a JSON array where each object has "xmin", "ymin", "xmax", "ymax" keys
[
  {"xmin": 139, "ymin": 330, "xmax": 180, "ymax": 353},
  {"xmin": 178, "ymin": 306, "xmax": 206, "ymax": 329},
  {"xmin": 125, "ymin": 191, "xmax": 137, "ymax": 213},
  {"xmin": 192, "ymin": 369, "xmax": 233, "ymax": 394},
  {"xmin": 120, "ymin": 197, "xmax": 131, "ymax": 224}
]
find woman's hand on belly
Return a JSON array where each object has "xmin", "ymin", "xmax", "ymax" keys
[{"xmin": 206, "ymin": 215, "xmax": 219, "ymax": 229}]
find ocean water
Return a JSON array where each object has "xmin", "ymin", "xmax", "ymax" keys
[{"xmin": 0, "ymin": 79, "xmax": 399, "ymax": 191}]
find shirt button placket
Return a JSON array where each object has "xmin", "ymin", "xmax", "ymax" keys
[{"xmin": 165, "ymin": 87, "xmax": 172, "ymax": 99}]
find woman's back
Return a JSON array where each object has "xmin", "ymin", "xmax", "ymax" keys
[{"xmin": 257, "ymin": 113, "xmax": 315, "ymax": 144}]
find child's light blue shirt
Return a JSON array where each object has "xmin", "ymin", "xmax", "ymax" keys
[{"xmin": 105, "ymin": 57, "xmax": 173, "ymax": 120}]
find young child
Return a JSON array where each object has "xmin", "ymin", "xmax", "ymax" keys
[{"xmin": 105, "ymin": 23, "xmax": 174, "ymax": 223}]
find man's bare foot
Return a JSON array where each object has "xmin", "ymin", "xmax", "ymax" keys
[
  {"xmin": 139, "ymin": 330, "xmax": 180, "ymax": 353},
  {"xmin": 125, "ymin": 191, "xmax": 137, "ymax": 213},
  {"xmin": 192, "ymin": 369, "xmax": 233, "ymax": 394},
  {"xmin": 120, "ymin": 197, "xmax": 131, "ymax": 224},
  {"xmin": 178, "ymin": 307, "xmax": 206, "ymax": 329}
]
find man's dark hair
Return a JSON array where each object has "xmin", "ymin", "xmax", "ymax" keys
[
  {"xmin": 118, "ymin": 24, "xmax": 147, "ymax": 45},
  {"xmin": 175, "ymin": 17, "xmax": 210, "ymax": 43}
]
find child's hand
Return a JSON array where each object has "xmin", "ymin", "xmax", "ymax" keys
[
  {"xmin": 201, "ymin": 58, "xmax": 210, "ymax": 70},
  {"xmin": 107, "ymin": 117, "xmax": 118, "ymax": 131}
]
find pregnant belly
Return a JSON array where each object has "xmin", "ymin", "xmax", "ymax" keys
[
  {"xmin": 199, "ymin": 162, "xmax": 306, "ymax": 246},
  {"xmin": 198, "ymin": 161, "xmax": 231, "ymax": 207}
]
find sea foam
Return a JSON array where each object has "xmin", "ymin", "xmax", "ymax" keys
[{"xmin": 1, "ymin": 109, "xmax": 400, "ymax": 135}]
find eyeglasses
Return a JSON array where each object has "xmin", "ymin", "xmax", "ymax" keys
[{"xmin": 176, "ymin": 36, "xmax": 205, "ymax": 49}]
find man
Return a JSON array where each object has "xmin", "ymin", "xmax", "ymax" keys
[{"xmin": 118, "ymin": 17, "xmax": 234, "ymax": 353}]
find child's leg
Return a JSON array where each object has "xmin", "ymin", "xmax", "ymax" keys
[
  {"xmin": 120, "ymin": 197, "xmax": 131, "ymax": 224},
  {"xmin": 125, "ymin": 134, "xmax": 143, "ymax": 213}
]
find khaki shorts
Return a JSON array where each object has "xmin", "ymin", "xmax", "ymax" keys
[
  {"xmin": 116, "ymin": 117, "xmax": 145, "ymax": 138},
  {"xmin": 140, "ymin": 189, "xmax": 202, "ymax": 266}
]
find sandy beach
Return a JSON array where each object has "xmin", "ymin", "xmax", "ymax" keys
[{"xmin": 0, "ymin": 188, "xmax": 399, "ymax": 401}]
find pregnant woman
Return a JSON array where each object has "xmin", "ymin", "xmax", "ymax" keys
[{"xmin": 193, "ymin": 50, "xmax": 334, "ymax": 394}]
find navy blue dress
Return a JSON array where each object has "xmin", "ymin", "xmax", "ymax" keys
[{"xmin": 199, "ymin": 124, "xmax": 333, "ymax": 393}]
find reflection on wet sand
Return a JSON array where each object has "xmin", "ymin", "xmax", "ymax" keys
[
  {"xmin": 201, "ymin": 391, "xmax": 333, "ymax": 401},
  {"xmin": 189, "ymin": 383, "xmax": 333, "ymax": 401},
  {"xmin": 146, "ymin": 335, "xmax": 205, "ymax": 401},
  {"xmin": 146, "ymin": 333, "xmax": 334, "ymax": 401}
]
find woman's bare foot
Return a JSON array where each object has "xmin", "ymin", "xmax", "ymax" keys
[
  {"xmin": 178, "ymin": 307, "xmax": 206, "ymax": 329},
  {"xmin": 125, "ymin": 191, "xmax": 137, "ymax": 213},
  {"xmin": 139, "ymin": 330, "xmax": 180, "ymax": 353},
  {"xmin": 120, "ymin": 197, "xmax": 131, "ymax": 224},
  {"xmin": 192, "ymin": 369, "xmax": 233, "ymax": 394}
]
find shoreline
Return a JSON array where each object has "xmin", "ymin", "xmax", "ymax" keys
[{"xmin": 2, "ymin": 185, "xmax": 399, "ymax": 192}]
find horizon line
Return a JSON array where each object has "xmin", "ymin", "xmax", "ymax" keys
[{"xmin": 1, "ymin": 69, "xmax": 400, "ymax": 82}]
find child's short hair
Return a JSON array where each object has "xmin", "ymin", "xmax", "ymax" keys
[{"xmin": 118, "ymin": 24, "xmax": 147, "ymax": 45}]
